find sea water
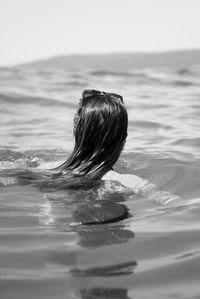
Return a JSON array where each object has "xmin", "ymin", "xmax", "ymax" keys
[{"xmin": 1, "ymin": 65, "xmax": 200, "ymax": 298}]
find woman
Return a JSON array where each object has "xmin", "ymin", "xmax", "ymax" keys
[{"xmin": 1, "ymin": 89, "xmax": 178, "ymax": 205}]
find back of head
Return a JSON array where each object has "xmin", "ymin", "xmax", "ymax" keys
[{"xmin": 56, "ymin": 90, "xmax": 128, "ymax": 179}]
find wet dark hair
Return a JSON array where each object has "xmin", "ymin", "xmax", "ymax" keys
[{"xmin": 54, "ymin": 90, "xmax": 128, "ymax": 179}]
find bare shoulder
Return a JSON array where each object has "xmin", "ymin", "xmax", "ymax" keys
[
  {"xmin": 102, "ymin": 170, "xmax": 118, "ymax": 181},
  {"xmin": 102, "ymin": 170, "xmax": 147, "ymax": 190},
  {"xmin": 37, "ymin": 160, "xmax": 64, "ymax": 170}
]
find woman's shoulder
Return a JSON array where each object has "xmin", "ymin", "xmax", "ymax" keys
[
  {"xmin": 37, "ymin": 160, "xmax": 64, "ymax": 170},
  {"xmin": 102, "ymin": 170, "xmax": 147, "ymax": 190},
  {"xmin": 102, "ymin": 170, "xmax": 118, "ymax": 181}
]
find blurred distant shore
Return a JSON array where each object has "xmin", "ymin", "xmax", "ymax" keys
[{"xmin": 3, "ymin": 49, "xmax": 200, "ymax": 70}]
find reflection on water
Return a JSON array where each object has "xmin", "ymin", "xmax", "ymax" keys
[
  {"xmin": 39, "ymin": 183, "xmax": 136, "ymax": 298},
  {"xmin": 72, "ymin": 202, "xmax": 130, "ymax": 225},
  {"xmin": 75, "ymin": 226, "xmax": 134, "ymax": 248},
  {"xmin": 79, "ymin": 287, "xmax": 131, "ymax": 299},
  {"xmin": 40, "ymin": 182, "xmax": 135, "ymax": 246},
  {"xmin": 72, "ymin": 260, "xmax": 137, "ymax": 277}
]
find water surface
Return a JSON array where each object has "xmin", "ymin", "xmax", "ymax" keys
[{"xmin": 1, "ymin": 65, "xmax": 200, "ymax": 298}]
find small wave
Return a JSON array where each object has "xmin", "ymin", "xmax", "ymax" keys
[
  {"xmin": 176, "ymin": 68, "xmax": 193, "ymax": 76},
  {"xmin": 89, "ymin": 69, "xmax": 166, "ymax": 87},
  {"xmin": 56, "ymin": 80, "xmax": 87, "ymax": 88},
  {"xmin": 89, "ymin": 70, "xmax": 134, "ymax": 77},
  {"xmin": 175, "ymin": 66, "xmax": 200, "ymax": 77},
  {"xmin": 0, "ymin": 92, "xmax": 76, "ymax": 108},
  {"xmin": 171, "ymin": 80, "xmax": 196, "ymax": 87},
  {"xmin": 171, "ymin": 137, "xmax": 200, "ymax": 148},
  {"xmin": 129, "ymin": 120, "xmax": 173, "ymax": 130},
  {"xmin": 0, "ymin": 149, "xmax": 25, "ymax": 161},
  {"xmin": 0, "ymin": 149, "xmax": 43, "ymax": 170},
  {"xmin": 89, "ymin": 69, "xmax": 151, "ymax": 79}
]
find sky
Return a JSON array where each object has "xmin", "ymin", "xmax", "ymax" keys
[{"xmin": 0, "ymin": 0, "xmax": 200, "ymax": 66}]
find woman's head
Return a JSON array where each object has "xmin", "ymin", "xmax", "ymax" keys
[{"xmin": 56, "ymin": 90, "xmax": 128, "ymax": 179}]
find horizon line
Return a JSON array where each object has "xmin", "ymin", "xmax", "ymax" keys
[{"xmin": 2, "ymin": 47, "xmax": 200, "ymax": 68}]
